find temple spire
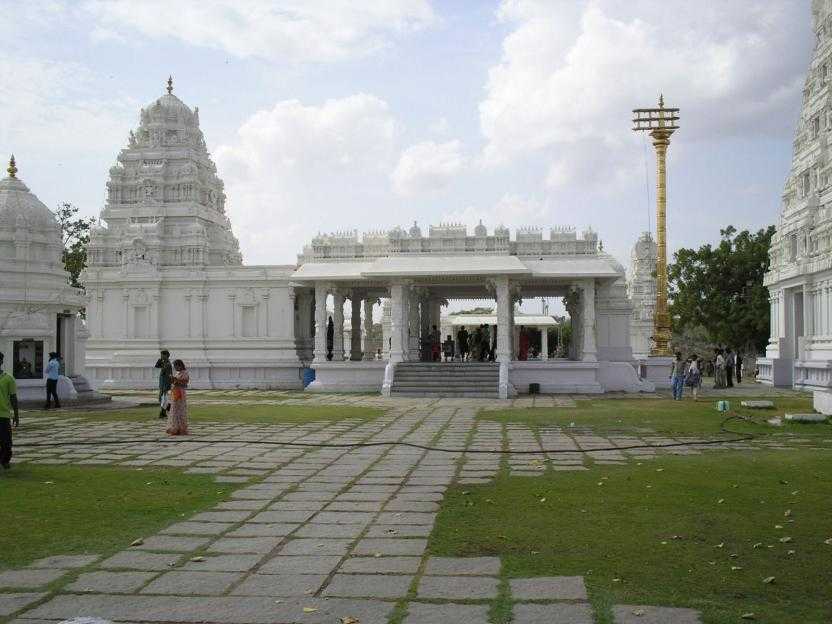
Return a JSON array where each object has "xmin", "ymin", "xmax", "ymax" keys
[
  {"xmin": 7, "ymin": 154, "xmax": 17, "ymax": 179},
  {"xmin": 166, "ymin": 75, "xmax": 173, "ymax": 95},
  {"xmin": 658, "ymin": 93, "xmax": 664, "ymax": 108}
]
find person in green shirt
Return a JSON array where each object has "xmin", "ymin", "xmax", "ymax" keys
[{"xmin": 0, "ymin": 351, "xmax": 20, "ymax": 470}]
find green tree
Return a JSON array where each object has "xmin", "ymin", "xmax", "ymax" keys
[
  {"xmin": 53, "ymin": 202, "xmax": 96, "ymax": 289},
  {"xmin": 667, "ymin": 225, "xmax": 774, "ymax": 355}
]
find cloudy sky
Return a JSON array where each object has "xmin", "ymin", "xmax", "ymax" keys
[{"xmin": 0, "ymin": 0, "xmax": 813, "ymax": 270}]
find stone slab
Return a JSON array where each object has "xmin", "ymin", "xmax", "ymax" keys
[
  {"xmin": 100, "ymin": 551, "xmax": 181, "ymax": 571},
  {"xmin": 323, "ymin": 573, "xmax": 413, "ymax": 599},
  {"xmin": 0, "ymin": 593, "xmax": 47, "ymax": 617},
  {"xmin": 513, "ymin": 603, "xmax": 595, "ymax": 624},
  {"xmin": 207, "ymin": 537, "xmax": 283, "ymax": 554},
  {"xmin": 403, "ymin": 602, "xmax": 490, "ymax": 624},
  {"xmin": 510, "ymin": 576, "xmax": 588, "ymax": 601},
  {"xmin": 612, "ymin": 604, "xmax": 703, "ymax": 624},
  {"xmin": 230, "ymin": 574, "xmax": 327, "ymax": 597},
  {"xmin": 740, "ymin": 401, "xmax": 774, "ymax": 409},
  {"xmin": 25, "ymin": 594, "xmax": 395, "ymax": 624},
  {"xmin": 785, "ymin": 413, "xmax": 828, "ymax": 423},
  {"xmin": 425, "ymin": 556, "xmax": 501, "ymax": 576},
  {"xmin": 353, "ymin": 538, "xmax": 427, "ymax": 556},
  {"xmin": 65, "ymin": 571, "xmax": 156, "ymax": 594},
  {"xmin": 293, "ymin": 523, "xmax": 365, "ymax": 539},
  {"xmin": 161, "ymin": 522, "xmax": 233, "ymax": 536},
  {"xmin": 340, "ymin": 556, "xmax": 422, "ymax": 574},
  {"xmin": 0, "ymin": 569, "xmax": 67, "ymax": 589},
  {"xmin": 258, "ymin": 555, "xmax": 342, "ymax": 575},
  {"xmin": 417, "ymin": 575, "xmax": 499, "ymax": 599},
  {"xmin": 182, "ymin": 554, "xmax": 263, "ymax": 572},
  {"xmin": 227, "ymin": 523, "xmax": 299, "ymax": 538},
  {"xmin": 28, "ymin": 555, "xmax": 99, "ymax": 570},
  {"xmin": 131, "ymin": 535, "xmax": 211, "ymax": 552},
  {"xmin": 279, "ymin": 539, "xmax": 352, "ymax": 556},
  {"xmin": 141, "ymin": 571, "xmax": 243, "ymax": 596}
]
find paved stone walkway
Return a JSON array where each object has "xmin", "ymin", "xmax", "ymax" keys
[{"xmin": 2, "ymin": 394, "xmax": 816, "ymax": 623}]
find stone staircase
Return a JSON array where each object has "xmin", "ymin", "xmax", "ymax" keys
[{"xmin": 391, "ymin": 362, "xmax": 499, "ymax": 398}]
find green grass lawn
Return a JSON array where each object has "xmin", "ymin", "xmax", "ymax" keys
[
  {"xmin": 29, "ymin": 403, "xmax": 383, "ymax": 425},
  {"xmin": 481, "ymin": 396, "xmax": 827, "ymax": 438},
  {"xmin": 0, "ymin": 464, "xmax": 229, "ymax": 570},
  {"xmin": 430, "ymin": 450, "xmax": 832, "ymax": 624}
]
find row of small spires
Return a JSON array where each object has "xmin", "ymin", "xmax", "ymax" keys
[{"xmin": 313, "ymin": 225, "xmax": 590, "ymax": 239}]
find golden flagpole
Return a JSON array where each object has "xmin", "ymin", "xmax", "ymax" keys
[{"xmin": 633, "ymin": 95, "xmax": 679, "ymax": 357}]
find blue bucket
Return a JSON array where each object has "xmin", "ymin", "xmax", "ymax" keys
[{"xmin": 302, "ymin": 367, "xmax": 316, "ymax": 388}]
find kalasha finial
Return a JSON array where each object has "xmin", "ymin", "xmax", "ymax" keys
[
  {"xmin": 7, "ymin": 154, "xmax": 17, "ymax": 179},
  {"xmin": 658, "ymin": 93, "xmax": 664, "ymax": 108},
  {"xmin": 167, "ymin": 75, "xmax": 173, "ymax": 94}
]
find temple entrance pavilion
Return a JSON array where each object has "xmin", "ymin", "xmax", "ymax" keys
[{"xmin": 290, "ymin": 225, "xmax": 653, "ymax": 398}]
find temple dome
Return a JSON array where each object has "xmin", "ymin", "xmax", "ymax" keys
[
  {"xmin": 138, "ymin": 78, "xmax": 200, "ymax": 130},
  {"xmin": 0, "ymin": 157, "xmax": 60, "ymax": 236}
]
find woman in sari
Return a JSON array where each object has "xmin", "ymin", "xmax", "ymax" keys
[{"xmin": 166, "ymin": 359, "xmax": 189, "ymax": 435}]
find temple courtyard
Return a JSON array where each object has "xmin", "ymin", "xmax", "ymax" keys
[{"xmin": 1, "ymin": 390, "xmax": 830, "ymax": 624}]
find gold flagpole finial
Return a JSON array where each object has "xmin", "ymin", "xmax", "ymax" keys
[
  {"xmin": 658, "ymin": 93, "xmax": 664, "ymax": 108},
  {"xmin": 7, "ymin": 154, "xmax": 17, "ymax": 178},
  {"xmin": 167, "ymin": 75, "xmax": 173, "ymax": 95}
]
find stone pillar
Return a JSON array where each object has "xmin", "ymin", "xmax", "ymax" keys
[
  {"xmin": 333, "ymin": 291, "xmax": 345, "ymax": 361},
  {"xmin": 383, "ymin": 282, "xmax": 407, "ymax": 396},
  {"xmin": 495, "ymin": 277, "xmax": 512, "ymax": 398},
  {"xmin": 363, "ymin": 298, "xmax": 375, "ymax": 360},
  {"xmin": 350, "ymin": 294, "xmax": 362, "ymax": 361},
  {"xmin": 582, "ymin": 279, "xmax": 597, "ymax": 362},
  {"xmin": 541, "ymin": 326, "xmax": 549, "ymax": 360},
  {"xmin": 408, "ymin": 288, "xmax": 422, "ymax": 361},
  {"xmin": 313, "ymin": 283, "xmax": 328, "ymax": 363}
]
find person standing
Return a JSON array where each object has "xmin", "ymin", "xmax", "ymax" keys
[
  {"xmin": 0, "ymin": 352, "xmax": 20, "ymax": 470},
  {"xmin": 44, "ymin": 352, "xmax": 61, "ymax": 409},
  {"xmin": 735, "ymin": 353, "xmax": 743, "ymax": 384},
  {"xmin": 166, "ymin": 359, "xmax": 190, "ymax": 436},
  {"xmin": 457, "ymin": 327, "xmax": 468, "ymax": 362},
  {"xmin": 685, "ymin": 355, "xmax": 702, "ymax": 401},
  {"xmin": 725, "ymin": 348, "xmax": 735, "ymax": 388},
  {"xmin": 713, "ymin": 349, "xmax": 725, "ymax": 389},
  {"xmin": 670, "ymin": 351, "xmax": 685, "ymax": 400},
  {"xmin": 154, "ymin": 350, "xmax": 173, "ymax": 419}
]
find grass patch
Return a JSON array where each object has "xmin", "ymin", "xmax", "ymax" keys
[
  {"xmin": 35, "ymin": 403, "xmax": 383, "ymax": 425},
  {"xmin": 481, "ymin": 396, "xmax": 827, "ymax": 438},
  {"xmin": 0, "ymin": 464, "xmax": 228, "ymax": 569},
  {"xmin": 429, "ymin": 450, "xmax": 832, "ymax": 624}
]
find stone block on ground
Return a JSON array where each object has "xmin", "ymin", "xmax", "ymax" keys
[
  {"xmin": 785, "ymin": 413, "xmax": 828, "ymax": 423},
  {"xmin": 510, "ymin": 576, "xmax": 588, "ymax": 601},
  {"xmin": 340, "ymin": 556, "xmax": 421, "ymax": 574},
  {"xmin": 258, "ymin": 555, "xmax": 342, "ymax": 575},
  {"xmin": 66, "ymin": 571, "xmax": 156, "ymax": 594},
  {"xmin": 0, "ymin": 569, "xmax": 68, "ymax": 589},
  {"xmin": 353, "ymin": 538, "xmax": 427, "ymax": 556},
  {"xmin": 181, "ymin": 554, "xmax": 264, "ymax": 572},
  {"xmin": 207, "ymin": 537, "xmax": 283, "ymax": 554},
  {"xmin": 141, "ymin": 571, "xmax": 244, "ymax": 595},
  {"xmin": 0, "ymin": 593, "xmax": 47, "ymax": 616},
  {"xmin": 100, "ymin": 551, "xmax": 181, "ymax": 571},
  {"xmin": 28, "ymin": 555, "xmax": 99, "ymax": 570},
  {"xmin": 612, "ymin": 604, "xmax": 703, "ymax": 624},
  {"xmin": 417, "ymin": 575, "xmax": 499, "ymax": 600},
  {"xmin": 424, "ymin": 556, "xmax": 501, "ymax": 576},
  {"xmin": 230, "ymin": 573, "xmax": 327, "ymax": 597},
  {"xmin": 323, "ymin": 574, "xmax": 413, "ymax": 599},
  {"xmin": 226, "ymin": 523, "xmax": 299, "ymax": 538},
  {"xmin": 740, "ymin": 401, "xmax": 774, "ymax": 409},
  {"xmin": 403, "ymin": 602, "xmax": 490, "ymax": 624},
  {"xmin": 513, "ymin": 603, "xmax": 595, "ymax": 624},
  {"xmin": 279, "ymin": 539, "xmax": 352, "ymax": 556},
  {"xmin": 130, "ymin": 535, "xmax": 212, "ymax": 552}
]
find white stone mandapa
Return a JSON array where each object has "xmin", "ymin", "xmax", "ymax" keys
[
  {"xmin": 0, "ymin": 156, "xmax": 92, "ymax": 401},
  {"xmin": 759, "ymin": 1, "xmax": 832, "ymax": 413}
]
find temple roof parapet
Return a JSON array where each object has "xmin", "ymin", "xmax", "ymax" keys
[{"xmin": 298, "ymin": 222, "xmax": 599, "ymax": 263}]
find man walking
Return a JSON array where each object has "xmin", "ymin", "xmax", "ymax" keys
[
  {"xmin": 154, "ymin": 350, "xmax": 172, "ymax": 419},
  {"xmin": 44, "ymin": 351, "xmax": 61, "ymax": 409},
  {"xmin": 0, "ymin": 352, "xmax": 20, "ymax": 470},
  {"xmin": 735, "ymin": 353, "xmax": 743, "ymax": 384}
]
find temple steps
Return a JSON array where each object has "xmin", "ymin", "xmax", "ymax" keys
[{"xmin": 391, "ymin": 362, "xmax": 499, "ymax": 398}]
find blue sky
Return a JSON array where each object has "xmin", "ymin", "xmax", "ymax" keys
[{"xmin": 0, "ymin": 1, "xmax": 813, "ymax": 270}]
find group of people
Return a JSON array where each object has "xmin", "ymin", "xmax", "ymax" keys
[
  {"xmin": 669, "ymin": 352, "xmax": 704, "ymax": 401},
  {"xmin": 710, "ymin": 348, "xmax": 743, "ymax": 389},
  {"xmin": 452, "ymin": 325, "xmax": 495, "ymax": 362},
  {"xmin": 154, "ymin": 350, "xmax": 190, "ymax": 436}
]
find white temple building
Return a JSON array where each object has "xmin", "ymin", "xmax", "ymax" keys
[
  {"xmin": 79, "ymin": 80, "xmax": 658, "ymax": 397},
  {"xmin": 759, "ymin": 0, "xmax": 832, "ymax": 413},
  {"xmin": 0, "ymin": 156, "xmax": 92, "ymax": 402}
]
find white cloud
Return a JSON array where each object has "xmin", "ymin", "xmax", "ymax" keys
[
  {"xmin": 480, "ymin": 0, "xmax": 808, "ymax": 188},
  {"xmin": 441, "ymin": 193, "xmax": 547, "ymax": 230},
  {"xmin": 214, "ymin": 94, "xmax": 398, "ymax": 264},
  {"xmin": 391, "ymin": 140, "xmax": 466, "ymax": 196},
  {"xmin": 84, "ymin": 0, "xmax": 437, "ymax": 64},
  {"xmin": 0, "ymin": 56, "xmax": 135, "ymax": 156}
]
